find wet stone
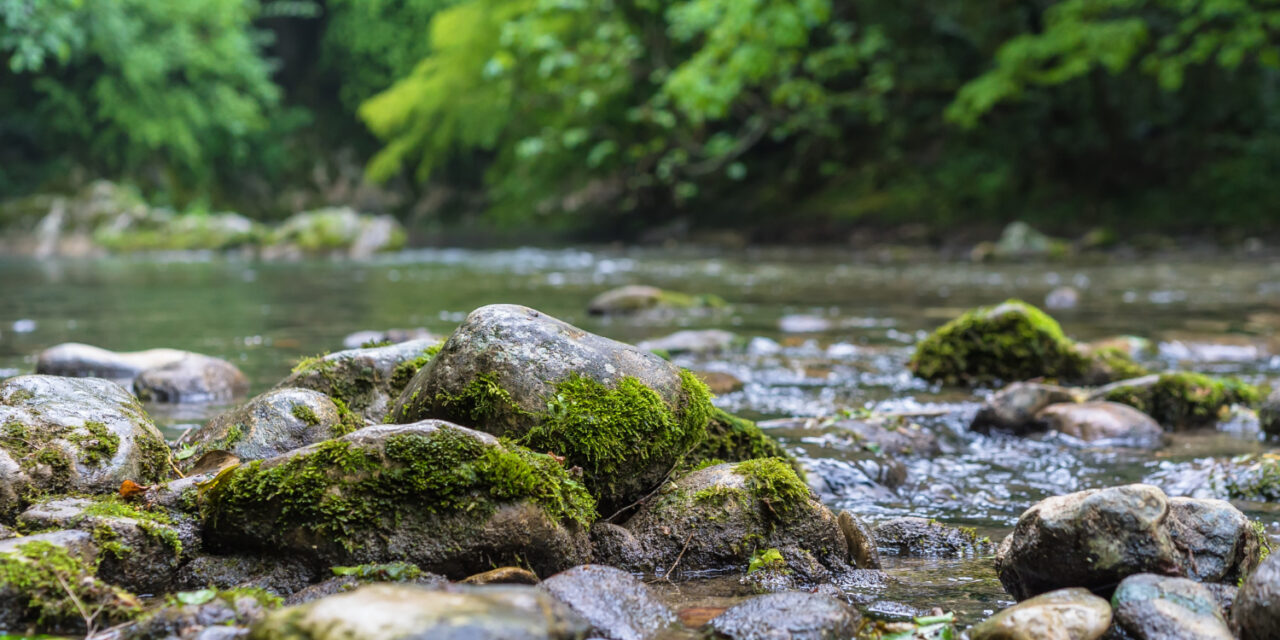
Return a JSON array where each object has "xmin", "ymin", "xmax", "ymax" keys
[
  {"xmin": 1035, "ymin": 402, "xmax": 1164, "ymax": 448},
  {"xmin": 540, "ymin": 564, "xmax": 678, "ymax": 640},
  {"xmin": 707, "ymin": 592, "xmax": 860, "ymax": 640},
  {"xmin": 872, "ymin": 517, "xmax": 991, "ymax": 557},
  {"xmin": 176, "ymin": 387, "xmax": 350, "ymax": 468},
  {"xmin": 970, "ymin": 587, "xmax": 1111, "ymax": 640},
  {"xmin": 132, "ymin": 353, "xmax": 249, "ymax": 403},
  {"xmin": 1111, "ymin": 573, "xmax": 1233, "ymax": 640},
  {"xmin": 275, "ymin": 338, "xmax": 440, "ymax": 422},
  {"xmin": 971, "ymin": 382, "xmax": 1081, "ymax": 434},
  {"xmin": 1234, "ymin": 552, "xmax": 1280, "ymax": 640}
]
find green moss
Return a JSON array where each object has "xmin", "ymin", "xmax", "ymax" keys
[
  {"xmin": 67, "ymin": 420, "xmax": 120, "ymax": 467},
  {"xmin": 329, "ymin": 397, "xmax": 363, "ymax": 437},
  {"xmin": 220, "ymin": 586, "xmax": 284, "ymax": 609},
  {"xmin": 202, "ymin": 425, "xmax": 597, "ymax": 554},
  {"xmin": 291, "ymin": 405, "xmax": 320, "ymax": 427},
  {"xmin": 1089, "ymin": 346, "xmax": 1150, "ymax": 381},
  {"xmin": 1104, "ymin": 372, "xmax": 1261, "ymax": 429},
  {"xmin": 908, "ymin": 299, "xmax": 1095, "ymax": 386},
  {"xmin": 4, "ymin": 388, "xmax": 36, "ymax": 405},
  {"xmin": 330, "ymin": 561, "xmax": 423, "ymax": 581},
  {"xmin": 747, "ymin": 547, "xmax": 786, "ymax": 573},
  {"xmin": 692, "ymin": 485, "xmax": 744, "ymax": 508},
  {"xmin": 431, "ymin": 373, "xmax": 528, "ymax": 427},
  {"xmin": 1220, "ymin": 454, "xmax": 1280, "ymax": 501},
  {"xmin": 290, "ymin": 353, "xmax": 380, "ymax": 414},
  {"xmin": 390, "ymin": 344, "xmax": 443, "ymax": 395},
  {"xmin": 1253, "ymin": 520, "xmax": 1271, "ymax": 564},
  {"xmin": 291, "ymin": 353, "xmax": 331, "ymax": 375},
  {"xmin": 133, "ymin": 430, "xmax": 174, "ymax": 484},
  {"xmin": 0, "ymin": 421, "xmax": 31, "ymax": 456},
  {"xmin": 30, "ymin": 447, "xmax": 73, "ymax": 491},
  {"xmin": 80, "ymin": 497, "xmax": 174, "ymax": 525},
  {"xmin": 680, "ymin": 408, "xmax": 801, "ymax": 480},
  {"xmin": 0, "ymin": 540, "xmax": 140, "ymax": 629},
  {"xmin": 733, "ymin": 458, "xmax": 811, "ymax": 519}
]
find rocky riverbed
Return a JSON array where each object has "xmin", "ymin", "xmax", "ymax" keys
[{"xmin": 1, "ymin": 249, "xmax": 1279, "ymax": 639}]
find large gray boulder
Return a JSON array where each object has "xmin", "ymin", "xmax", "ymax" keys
[
  {"xmin": 1112, "ymin": 573, "xmax": 1234, "ymax": 640},
  {"xmin": 996, "ymin": 484, "xmax": 1262, "ymax": 600},
  {"xmin": 540, "ymin": 565, "xmax": 678, "ymax": 640},
  {"xmin": 0, "ymin": 375, "xmax": 170, "ymax": 515},
  {"xmin": 133, "ymin": 353, "xmax": 249, "ymax": 403},
  {"xmin": 599, "ymin": 461, "xmax": 860, "ymax": 580},
  {"xmin": 176, "ymin": 387, "xmax": 354, "ymax": 469},
  {"xmin": 969, "ymin": 587, "xmax": 1111, "ymax": 640},
  {"xmin": 201, "ymin": 421, "xmax": 595, "ymax": 578},
  {"xmin": 275, "ymin": 338, "xmax": 440, "ymax": 422},
  {"xmin": 248, "ymin": 583, "xmax": 590, "ymax": 640},
  {"xmin": 1235, "ymin": 552, "xmax": 1280, "ymax": 640},
  {"xmin": 390, "ymin": 304, "xmax": 712, "ymax": 512}
]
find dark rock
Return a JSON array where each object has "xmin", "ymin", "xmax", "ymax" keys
[
  {"xmin": 1112, "ymin": 573, "xmax": 1233, "ymax": 640},
  {"xmin": 1259, "ymin": 388, "xmax": 1280, "ymax": 438},
  {"xmin": 1234, "ymin": 551, "xmax": 1280, "ymax": 640},
  {"xmin": 970, "ymin": 587, "xmax": 1111, "ymax": 640},
  {"xmin": 541, "ymin": 565, "xmax": 678, "ymax": 640},
  {"xmin": 176, "ymin": 388, "xmax": 350, "ymax": 469},
  {"xmin": 708, "ymin": 592, "xmax": 860, "ymax": 640},
  {"xmin": 283, "ymin": 564, "xmax": 448, "ymax": 605},
  {"xmin": 838, "ymin": 511, "xmax": 881, "ymax": 570},
  {"xmin": 276, "ymin": 338, "xmax": 440, "ymax": 422},
  {"xmin": 248, "ymin": 583, "xmax": 590, "ymax": 640},
  {"xmin": 0, "ymin": 375, "xmax": 170, "ymax": 516},
  {"xmin": 201, "ymin": 421, "xmax": 594, "ymax": 578},
  {"xmin": 176, "ymin": 553, "xmax": 317, "ymax": 595},
  {"xmin": 1035, "ymin": 402, "xmax": 1164, "ymax": 447},
  {"xmin": 132, "ymin": 354, "xmax": 249, "ymax": 403},
  {"xmin": 971, "ymin": 382, "xmax": 1082, "ymax": 434},
  {"xmin": 873, "ymin": 517, "xmax": 992, "ymax": 557},
  {"xmin": 391, "ymin": 304, "xmax": 712, "ymax": 511}
]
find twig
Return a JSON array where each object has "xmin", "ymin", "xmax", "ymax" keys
[
  {"xmin": 53, "ymin": 570, "xmax": 101, "ymax": 636},
  {"xmin": 662, "ymin": 532, "xmax": 696, "ymax": 582},
  {"xmin": 167, "ymin": 452, "xmax": 186, "ymax": 479},
  {"xmin": 605, "ymin": 468, "xmax": 676, "ymax": 523}
]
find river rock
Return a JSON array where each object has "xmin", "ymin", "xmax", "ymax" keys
[
  {"xmin": 248, "ymin": 583, "xmax": 590, "ymax": 640},
  {"xmin": 707, "ymin": 592, "xmax": 860, "ymax": 640},
  {"xmin": 390, "ymin": 304, "xmax": 713, "ymax": 511},
  {"xmin": 0, "ymin": 530, "xmax": 137, "ymax": 635},
  {"xmin": 1045, "ymin": 286, "xmax": 1081, "ymax": 310},
  {"xmin": 1035, "ymin": 402, "xmax": 1164, "ymax": 447},
  {"xmin": 342, "ymin": 328, "xmax": 436, "ymax": 349},
  {"xmin": 637, "ymin": 330, "xmax": 737, "ymax": 355},
  {"xmin": 872, "ymin": 517, "xmax": 992, "ymax": 557},
  {"xmin": 92, "ymin": 591, "xmax": 273, "ymax": 640},
  {"xmin": 1112, "ymin": 574, "xmax": 1233, "ymax": 640},
  {"xmin": 540, "ymin": 564, "xmax": 678, "ymax": 640},
  {"xmin": 177, "ymin": 553, "xmax": 317, "ymax": 595},
  {"xmin": 996, "ymin": 484, "xmax": 1261, "ymax": 600},
  {"xmin": 35, "ymin": 342, "xmax": 188, "ymax": 384},
  {"xmin": 586, "ymin": 285, "xmax": 724, "ymax": 316},
  {"xmin": 1257, "ymin": 388, "xmax": 1280, "ymax": 438},
  {"xmin": 971, "ymin": 382, "xmax": 1082, "ymax": 434},
  {"xmin": 276, "ymin": 338, "xmax": 440, "ymax": 422},
  {"xmin": 133, "ymin": 354, "xmax": 249, "ymax": 403},
  {"xmin": 908, "ymin": 299, "xmax": 1142, "ymax": 387},
  {"xmin": 681, "ymin": 408, "xmax": 794, "ymax": 472},
  {"xmin": 201, "ymin": 421, "xmax": 595, "ymax": 578},
  {"xmin": 605, "ymin": 461, "xmax": 856, "ymax": 580},
  {"xmin": 1235, "ymin": 551, "xmax": 1280, "ymax": 640},
  {"xmin": 970, "ymin": 587, "xmax": 1111, "ymax": 640},
  {"xmin": 0, "ymin": 375, "xmax": 170, "ymax": 516},
  {"xmin": 18, "ymin": 496, "xmax": 194, "ymax": 594},
  {"xmin": 829, "ymin": 416, "xmax": 939, "ymax": 456},
  {"xmin": 1092, "ymin": 372, "xmax": 1261, "ymax": 430},
  {"xmin": 177, "ymin": 388, "xmax": 352, "ymax": 469},
  {"xmin": 267, "ymin": 207, "xmax": 406, "ymax": 258}
]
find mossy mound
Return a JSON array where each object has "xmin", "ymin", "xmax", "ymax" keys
[
  {"xmin": 1099, "ymin": 372, "xmax": 1261, "ymax": 429},
  {"xmin": 278, "ymin": 338, "xmax": 442, "ymax": 423},
  {"xmin": 176, "ymin": 387, "xmax": 355, "ymax": 468},
  {"xmin": 392, "ymin": 304, "xmax": 714, "ymax": 513},
  {"xmin": 0, "ymin": 533, "xmax": 140, "ymax": 634},
  {"xmin": 909, "ymin": 299, "xmax": 1146, "ymax": 387},
  {"xmin": 201, "ymin": 421, "xmax": 595, "ymax": 578},
  {"xmin": 679, "ymin": 408, "xmax": 798, "ymax": 478},
  {"xmin": 0, "ymin": 375, "xmax": 171, "ymax": 516}
]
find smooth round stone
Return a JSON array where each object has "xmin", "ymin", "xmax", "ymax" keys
[
  {"xmin": 1036, "ymin": 401, "xmax": 1164, "ymax": 447},
  {"xmin": 1112, "ymin": 573, "xmax": 1233, "ymax": 640},
  {"xmin": 708, "ymin": 592, "xmax": 860, "ymax": 640},
  {"xmin": 970, "ymin": 587, "xmax": 1111, "ymax": 640}
]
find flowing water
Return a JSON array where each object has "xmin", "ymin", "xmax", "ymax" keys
[{"xmin": 2, "ymin": 248, "xmax": 1279, "ymax": 629}]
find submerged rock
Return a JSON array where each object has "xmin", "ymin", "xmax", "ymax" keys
[
  {"xmin": 133, "ymin": 354, "xmax": 249, "ymax": 403},
  {"xmin": 1036, "ymin": 402, "xmax": 1164, "ymax": 447},
  {"xmin": 248, "ymin": 583, "xmax": 590, "ymax": 640},
  {"xmin": 971, "ymin": 587, "xmax": 1110, "ymax": 640},
  {"xmin": 707, "ymin": 592, "xmax": 860, "ymax": 640},
  {"xmin": 605, "ymin": 460, "xmax": 860, "ymax": 579},
  {"xmin": 995, "ymin": 484, "xmax": 1261, "ymax": 600},
  {"xmin": 586, "ymin": 285, "xmax": 725, "ymax": 316},
  {"xmin": 0, "ymin": 530, "xmax": 139, "ymax": 634},
  {"xmin": 276, "ymin": 338, "xmax": 440, "ymax": 422},
  {"xmin": 637, "ymin": 329, "xmax": 737, "ymax": 355},
  {"xmin": 177, "ymin": 388, "xmax": 353, "ymax": 469},
  {"xmin": 0, "ymin": 375, "xmax": 170, "ymax": 516},
  {"xmin": 872, "ymin": 517, "xmax": 992, "ymax": 557},
  {"xmin": 201, "ymin": 421, "xmax": 595, "ymax": 578},
  {"xmin": 971, "ymin": 382, "xmax": 1082, "ymax": 434},
  {"xmin": 35, "ymin": 342, "xmax": 189, "ymax": 384},
  {"xmin": 540, "ymin": 565, "xmax": 678, "ymax": 640},
  {"xmin": 391, "ymin": 304, "xmax": 712, "ymax": 511},
  {"xmin": 1092, "ymin": 372, "xmax": 1261, "ymax": 430},
  {"xmin": 908, "ymin": 299, "xmax": 1144, "ymax": 387},
  {"xmin": 1112, "ymin": 573, "xmax": 1233, "ymax": 640},
  {"xmin": 1234, "ymin": 551, "xmax": 1280, "ymax": 640}
]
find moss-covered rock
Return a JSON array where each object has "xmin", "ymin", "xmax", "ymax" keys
[
  {"xmin": 201, "ymin": 421, "xmax": 596, "ymax": 578},
  {"xmin": 110, "ymin": 587, "xmax": 279, "ymax": 640},
  {"xmin": 250, "ymin": 583, "xmax": 590, "ymax": 640},
  {"xmin": 603, "ymin": 460, "xmax": 858, "ymax": 580},
  {"xmin": 0, "ymin": 530, "xmax": 140, "ymax": 634},
  {"xmin": 1094, "ymin": 372, "xmax": 1262, "ymax": 430},
  {"xmin": 266, "ymin": 207, "xmax": 406, "ymax": 259},
  {"xmin": 17, "ymin": 496, "xmax": 193, "ymax": 594},
  {"xmin": 177, "ymin": 388, "xmax": 355, "ymax": 469},
  {"xmin": 679, "ymin": 408, "xmax": 795, "ymax": 475},
  {"xmin": 391, "ymin": 304, "xmax": 713, "ymax": 512},
  {"xmin": 277, "ymin": 338, "xmax": 441, "ymax": 423},
  {"xmin": 872, "ymin": 517, "xmax": 993, "ymax": 557},
  {"xmin": 94, "ymin": 210, "xmax": 263, "ymax": 252},
  {"xmin": 0, "ymin": 375, "xmax": 170, "ymax": 516},
  {"xmin": 908, "ymin": 299, "xmax": 1146, "ymax": 387}
]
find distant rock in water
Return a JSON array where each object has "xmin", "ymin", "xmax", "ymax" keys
[
  {"xmin": 341, "ymin": 328, "xmax": 436, "ymax": 349},
  {"xmin": 971, "ymin": 382, "xmax": 1082, "ymax": 434},
  {"xmin": 36, "ymin": 342, "xmax": 248, "ymax": 404},
  {"xmin": 1036, "ymin": 401, "xmax": 1164, "ymax": 448},
  {"xmin": 36, "ymin": 342, "xmax": 190, "ymax": 385},
  {"xmin": 264, "ymin": 207, "xmax": 406, "ymax": 259},
  {"xmin": 586, "ymin": 285, "xmax": 726, "ymax": 316},
  {"xmin": 1044, "ymin": 285, "xmax": 1080, "ymax": 310},
  {"xmin": 637, "ymin": 329, "xmax": 737, "ymax": 355},
  {"xmin": 1090, "ymin": 372, "xmax": 1261, "ymax": 430}
]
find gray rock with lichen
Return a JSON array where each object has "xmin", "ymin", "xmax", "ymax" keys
[
  {"xmin": 1235, "ymin": 551, "xmax": 1280, "ymax": 640},
  {"xmin": 872, "ymin": 517, "xmax": 992, "ymax": 557},
  {"xmin": 0, "ymin": 375, "xmax": 169, "ymax": 516},
  {"xmin": 201, "ymin": 421, "xmax": 595, "ymax": 578},
  {"xmin": 1036, "ymin": 402, "xmax": 1164, "ymax": 447},
  {"xmin": 391, "ymin": 304, "xmax": 712, "ymax": 512},
  {"xmin": 274, "ymin": 338, "xmax": 440, "ymax": 422},
  {"xmin": 995, "ymin": 484, "xmax": 1261, "ymax": 600},
  {"xmin": 177, "ymin": 553, "xmax": 317, "ymax": 596},
  {"xmin": 1113, "ymin": 574, "xmax": 1233, "ymax": 640},
  {"xmin": 177, "ymin": 387, "xmax": 352, "ymax": 469},
  {"xmin": 248, "ymin": 583, "xmax": 590, "ymax": 640},
  {"xmin": 540, "ymin": 565, "xmax": 678, "ymax": 640}
]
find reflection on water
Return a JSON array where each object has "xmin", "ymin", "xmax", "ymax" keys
[{"xmin": 1, "ymin": 248, "xmax": 1278, "ymax": 620}]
